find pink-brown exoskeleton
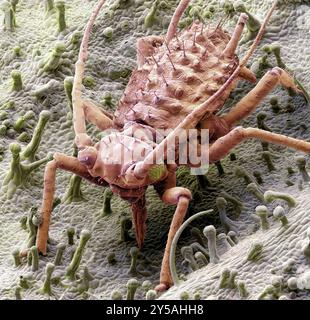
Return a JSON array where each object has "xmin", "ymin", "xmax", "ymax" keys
[{"xmin": 35, "ymin": 0, "xmax": 310, "ymax": 291}]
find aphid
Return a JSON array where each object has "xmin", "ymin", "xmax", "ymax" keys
[{"xmin": 33, "ymin": 0, "xmax": 310, "ymax": 292}]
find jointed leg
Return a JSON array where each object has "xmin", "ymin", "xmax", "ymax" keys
[
  {"xmin": 36, "ymin": 153, "xmax": 97, "ymax": 255},
  {"xmin": 154, "ymin": 171, "xmax": 192, "ymax": 291},
  {"xmin": 209, "ymin": 126, "xmax": 310, "ymax": 163},
  {"xmin": 166, "ymin": 0, "xmax": 190, "ymax": 43},
  {"xmin": 239, "ymin": 66, "xmax": 257, "ymax": 83},
  {"xmin": 82, "ymin": 100, "xmax": 113, "ymax": 131},
  {"xmin": 72, "ymin": 0, "xmax": 106, "ymax": 149},
  {"xmin": 222, "ymin": 67, "xmax": 301, "ymax": 127},
  {"xmin": 36, "ymin": 160, "xmax": 57, "ymax": 255},
  {"xmin": 223, "ymin": 13, "xmax": 248, "ymax": 57}
]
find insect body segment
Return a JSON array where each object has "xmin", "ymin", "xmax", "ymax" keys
[{"xmin": 114, "ymin": 21, "xmax": 240, "ymax": 132}]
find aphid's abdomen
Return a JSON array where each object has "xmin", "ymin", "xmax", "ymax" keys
[{"xmin": 114, "ymin": 22, "xmax": 238, "ymax": 131}]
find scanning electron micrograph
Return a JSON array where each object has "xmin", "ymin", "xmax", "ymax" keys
[{"xmin": 0, "ymin": 0, "xmax": 310, "ymax": 301}]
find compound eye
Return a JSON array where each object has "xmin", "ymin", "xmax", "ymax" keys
[{"xmin": 78, "ymin": 147, "xmax": 97, "ymax": 169}]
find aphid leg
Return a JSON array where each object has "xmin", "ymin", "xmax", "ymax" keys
[
  {"xmin": 222, "ymin": 67, "xmax": 301, "ymax": 127},
  {"xmin": 82, "ymin": 100, "xmax": 113, "ymax": 131},
  {"xmin": 156, "ymin": 189, "xmax": 192, "ymax": 291},
  {"xmin": 154, "ymin": 173, "xmax": 192, "ymax": 291},
  {"xmin": 36, "ymin": 153, "xmax": 100, "ymax": 255},
  {"xmin": 208, "ymin": 127, "xmax": 310, "ymax": 164},
  {"xmin": 166, "ymin": 0, "xmax": 191, "ymax": 43},
  {"xmin": 137, "ymin": 36, "xmax": 164, "ymax": 68},
  {"xmin": 239, "ymin": 66, "xmax": 257, "ymax": 83},
  {"xmin": 72, "ymin": 0, "xmax": 106, "ymax": 149},
  {"xmin": 223, "ymin": 13, "xmax": 248, "ymax": 57}
]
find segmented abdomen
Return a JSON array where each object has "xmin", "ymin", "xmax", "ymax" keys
[{"xmin": 114, "ymin": 22, "xmax": 238, "ymax": 131}]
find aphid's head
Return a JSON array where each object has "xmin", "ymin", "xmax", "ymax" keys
[{"xmin": 81, "ymin": 123, "xmax": 169, "ymax": 190}]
